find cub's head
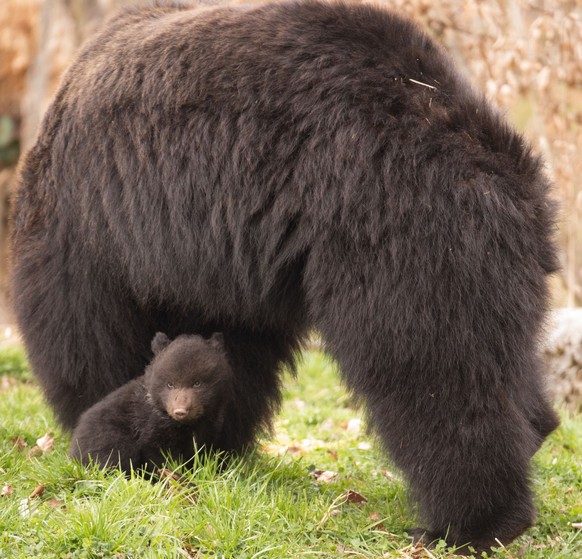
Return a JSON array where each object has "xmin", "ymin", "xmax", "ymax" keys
[{"xmin": 145, "ymin": 332, "xmax": 233, "ymax": 424}]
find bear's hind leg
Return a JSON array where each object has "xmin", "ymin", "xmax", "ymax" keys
[{"xmin": 365, "ymin": 377, "xmax": 538, "ymax": 552}]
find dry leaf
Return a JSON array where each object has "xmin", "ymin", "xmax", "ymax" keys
[
  {"xmin": 27, "ymin": 433, "xmax": 55, "ymax": 458},
  {"xmin": 26, "ymin": 446, "xmax": 43, "ymax": 458},
  {"xmin": 1, "ymin": 484, "xmax": 14, "ymax": 497},
  {"xmin": 36, "ymin": 433, "xmax": 54, "ymax": 453},
  {"xmin": 182, "ymin": 491, "xmax": 198, "ymax": 505},
  {"xmin": 342, "ymin": 418, "xmax": 362, "ymax": 433},
  {"xmin": 292, "ymin": 398, "xmax": 306, "ymax": 410},
  {"xmin": 183, "ymin": 544, "xmax": 203, "ymax": 558},
  {"xmin": 18, "ymin": 497, "xmax": 39, "ymax": 518},
  {"xmin": 369, "ymin": 511, "xmax": 388, "ymax": 532},
  {"xmin": 285, "ymin": 445, "xmax": 305, "ymax": 455},
  {"xmin": 345, "ymin": 489, "xmax": 368, "ymax": 504},
  {"xmin": 1, "ymin": 376, "xmax": 17, "ymax": 392},
  {"xmin": 380, "ymin": 468, "xmax": 397, "ymax": 481},
  {"xmin": 12, "ymin": 436, "xmax": 27, "ymax": 451},
  {"xmin": 46, "ymin": 498, "xmax": 65, "ymax": 509},
  {"xmin": 18, "ymin": 498, "xmax": 30, "ymax": 518},
  {"xmin": 205, "ymin": 523, "xmax": 216, "ymax": 538},
  {"xmin": 29, "ymin": 485, "xmax": 44, "ymax": 499},
  {"xmin": 157, "ymin": 468, "xmax": 182, "ymax": 482},
  {"xmin": 394, "ymin": 544, "xmax": 434, "ymax": 559},
  {"xmin": 327, "ymin": 449, "xmax": 338, "ymax": 461},
  {"xmin": 273, "ymin": 437, "xmax": 327, "ymax": 456},
  {"xmin": 347, "ymin": 418, "xmax": 362, "ymax": 433},
  {"xmin": 572, "ymin": 522, "xmax": 582, "ymax": 529},
  {"xmin": 312, "ymin": 469, "xmax": 337, "ymax": 483}
]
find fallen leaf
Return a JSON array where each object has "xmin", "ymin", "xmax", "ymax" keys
[
  {"xmin": 12, "ymin": 436, "xmax": 27, "ymax": 451},
  {"xmin": 572, "ymin": 522, "xmax": 582, "ymax": 529},
  {"xmin": 396, "ymin": 544, "xmax": 434, "ymax": 558},
  {"xmin": 26, "ymin": 446, "xmax": 43, "ymax": 458},
  {"xmin": 182, "ymin": 491, "xmax": 198, "ymax": 505},
  {"xmin": 380, "ymin": 468, "xmax": 397, "ymax": 481},
  {"xmin": 327, "ymin": 449, "xmax": 338, "ymax": 461},
  {"xmin": 183, "ymin": 544, "xmax": 203, "ymax": 558},
  {"xmin": 357, "ymin": 441, "xmax": 372, "ymax": 450},
  {"xmin": 19, "ymin": 497, "xmax": 39, "ymax": 518},
  {"xmin": 205, "ymin": 523, "xmax": 216, "ymax": 537},
  {"xmin": 345, "ymin": 489, "xmax": 368, "ymax": 504},
  {"xmin": 321, "ymin": 418, "xmax": 335, "ymax": 430},
  {"xmin": 157, "ymin": 468, "xmax": 181, "ymax": 482},
  {"xmin": 46, "ymin": 498, "xmax": 65, "ymax": 509},
  {"xmin": 29, "ymin": 485, "xmax": 44, "ymax": 499},
  {"xmin": 292, "ymin": 398, "xmax": 306, "ymax": 410},
  {"xmin": 36, "ymin": 434, "xmax": 54, "ymax": 453},
  {"xmin": 312, "ymin": 469, "xmax": 337, "ymax": 483},
  {"xmin": 18, "ymin": 498, "xmax": 30, "ymax": 517},
  {"xmin": 369, "ymin": 511, "xmax": 388, "ymax": 532},
  {"xmin": 301, "ymin": 438, "xmax": 326, "ymax": 449},
  {"xmin": 1, "ymin": 484, "xmax": 14, "ymax": 496},
  {"xmin": 1, "ymin": 376, "xmax": 17, "ymax": 392},
  {"xmin": 286, "ymin": 445, "xmax": 305, "ymax": 455},
  {"xmin": 346, "ymin": 418, "xmax": 362, "ymax": 433}
]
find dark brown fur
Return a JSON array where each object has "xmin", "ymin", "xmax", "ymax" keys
[
  {"xmin": 11, "ymin": 0, "xmax": 559, "ymax": 551},
  {"xmin": 70, "ymin": 333, "xmax": 233, "ymax": 472}
]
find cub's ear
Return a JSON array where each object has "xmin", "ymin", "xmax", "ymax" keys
[
  {"xmin": 151, "ymin": 332, "xmax": 171, "ymax": 355},
  {"xmin": 208, "ymin": 332, "xmax": 225, "ymax": 351}
]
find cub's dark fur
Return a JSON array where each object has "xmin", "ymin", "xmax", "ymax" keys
[
  {"xmin": 11, "ymin": 0, "xmax": 558, "ymax": 551},
  {"xmin": 70, "ymin": 333, "xmax": 233, "ymax": 472}
]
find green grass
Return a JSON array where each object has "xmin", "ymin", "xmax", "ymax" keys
[{"xmin": 0, "ymin": 346, "xmax": 580, "ymax": 558}]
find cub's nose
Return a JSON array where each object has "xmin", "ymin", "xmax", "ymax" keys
[{"xmin": 173, "ymin": 408, "xmax": 188, "ymax": 419}]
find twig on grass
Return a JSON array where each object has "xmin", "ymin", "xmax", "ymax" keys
[
  {"xmin": 316, "ymin": 491, "xmax": 349, "ymax": 529},
  {"xmin": 495, "ymin": 537, "xmax": 518, "ymax": 559}
]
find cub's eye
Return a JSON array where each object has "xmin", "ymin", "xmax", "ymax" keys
[
  {"xmin": 167, "ymin": 382, "xmax": 174, "ymax": 389},
  {"xmin": 193, "ymin": 380, "xmax": 201, "ymax": 387}
]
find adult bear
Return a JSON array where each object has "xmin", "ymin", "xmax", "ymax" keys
[{"xmin": 11, "ymin": 0, "xmax": 559, "ymax": 551}]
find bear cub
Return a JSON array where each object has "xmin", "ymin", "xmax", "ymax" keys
[{"xmin": 70, "ymin": 332, "xmax": 234, "ymax": 473}]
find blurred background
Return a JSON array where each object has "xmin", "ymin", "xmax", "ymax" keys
[{"xmin": 0, "ymin": 0, "xmax": 581, "ymax": 407}]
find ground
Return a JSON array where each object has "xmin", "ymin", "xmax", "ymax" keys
[{"xmin": 0, "ymin": 344, "xmax": 580, "ymax": 559}]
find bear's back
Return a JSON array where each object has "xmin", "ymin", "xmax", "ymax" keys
[
  {"xmin": 58, "ymin": 0, "xmax": 465, "ymax": 122},
  {"xmin": 14, "ymin": 0, "xmax": 547, "ymax": 329}
]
